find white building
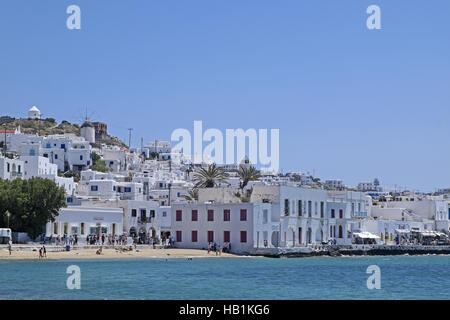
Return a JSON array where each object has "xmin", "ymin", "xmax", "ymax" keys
[
  {"xmin": 171, "ymin": 202, "xmax": 275, "ymax": 254},
  {"xmin": 21, "ymin": 155, "xmax": 57, "ymax": 179},
  {"xmin": 0, "ymin": 156, "xmax": 24, "ymax": 180},
  {"xmin": 45, "ymin": 206, "xmax": 123, "ymax": 241},
  {"xmin": 325, "ymin": 179, "xmax": 344, "ymax": 190},
  {"xmin": 28, "ymin": 106, "xmax": 41, "ymax": 120},
  {"xmin": 80, "ymin": 120, "xmax": 95, "ymax": 144}
]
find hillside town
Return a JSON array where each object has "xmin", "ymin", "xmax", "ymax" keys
[{"xmin": 1, "ymin": 106, "xmax": 449, "ymax": 255}]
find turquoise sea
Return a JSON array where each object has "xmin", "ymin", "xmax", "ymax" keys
[{"xmin": 0, "ymin": 256, "xmax": 449, "ymax": 300}]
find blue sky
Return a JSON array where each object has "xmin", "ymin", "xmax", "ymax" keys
[{"xmin": 0, "ymin": 1, "xmax": 449, "ymax": 191}]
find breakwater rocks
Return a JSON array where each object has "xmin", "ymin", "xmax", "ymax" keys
[{"xmin": 251, "ymin": 245, "xmax": 450, "ymax": 258}]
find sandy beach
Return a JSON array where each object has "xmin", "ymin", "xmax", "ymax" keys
[{"xmin": 0, "ymin": 247, "xmax": 239, "ymax": 260}]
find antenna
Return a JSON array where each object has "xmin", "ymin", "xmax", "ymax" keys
[{"xmin": 127, "ymin": 128, "xmax": 133, "ymax": 149}]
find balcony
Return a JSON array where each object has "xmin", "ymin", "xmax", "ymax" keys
[{"xmin": 138, "ymin": 217, "xmax": 153, "ymax": 224}]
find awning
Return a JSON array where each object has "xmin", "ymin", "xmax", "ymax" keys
[
  {"xmin": 395, "ymin": 229, "xmax": 411, "ymax": 234},
  {"xmin": 434, "ymin": 232, "xmax": 448, "ymax": 237},
  {"xmin": 353, "ymin": 232, "xmax": 380, "ymax": 239},
  {"xmin": 420, "ymin": 231, "xmax": 437, "ymax": 236}
]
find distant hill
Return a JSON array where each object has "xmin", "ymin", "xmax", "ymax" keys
[{"xmin": 0, "ymin": 116, "xmax": 127, "ymax": 149}]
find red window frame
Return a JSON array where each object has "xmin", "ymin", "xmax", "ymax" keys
[
  {"xmin": 224, "ymin": 231, "xmax": 230, "ymax": 242},
  {"xmin": 191, "ymin": 210, "xmax": 198, "ymax": 221},
  {"xmin": 176, "ymin": 210, "xmax": 182, "ymax": 221},
  {"xmin": 208, "ymin": 230, "xmax": 214, "ymax": 243},
  {"xmin": 240, "ymin": 231, "xmax": 247, "ymax": 243},
  {"xmin": 207, "ymin": 209, "xmax": 214, "ymax": 221},
  {"xmin": 191, "ymin": 230, "xmax": 198, "ymax": 242},
  {"xmin": 240, "ymin": 209, "xmax": 247, "ymax": 221},
  {"xmin": 176, "ymin": 230, "xmax": 182, "ymax": 242},
  {"xmin": 223, "ymin": 209, "xmax": 231, "ymax": 221}
]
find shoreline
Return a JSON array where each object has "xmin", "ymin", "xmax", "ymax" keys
[{"xmin": 0, "ymin": 247, "xmax": 240, "ymax": 260}]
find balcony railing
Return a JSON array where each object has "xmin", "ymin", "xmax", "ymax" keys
[{"xmin": 138, "ymin": 217, "xmax": 153, "ymax": 224}]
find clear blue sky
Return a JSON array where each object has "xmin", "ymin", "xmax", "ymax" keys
[{"xmin": 0, "ymin": 1, "xmax": 449, "ymax": 191}]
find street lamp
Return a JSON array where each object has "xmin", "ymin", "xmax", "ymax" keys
[{"xmin": 6, "ymin": 210, "xmax": 10, "ymax": 228}]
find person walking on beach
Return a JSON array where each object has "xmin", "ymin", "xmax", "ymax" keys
[
  {"xmin": 102, "ymin": 234, "xmax": 105, "ymax": 245},
  {"xmin": 207, "ymin": 242, "xmax": 211, "ymax": 254},
  {"xmin": 43, "ymin": 245, "xmax": 47, "ymax": 258},
  {"xmin": 218, "ymin": 245, "xmax": 222, "ymax": 256},
  {"xmin": 38, "ymin": 248, "xmax": 42, "ymax": 259},
  {"xmin": 8, "ymin": 240, "xmax": 12, "ymax": 256}
]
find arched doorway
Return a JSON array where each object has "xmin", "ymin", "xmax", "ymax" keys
[
  {"xmin": 315, "ymin": 228, "xmax": 323, "ymax": 243},
  {"xmin": 306, "ymin": 228, "xmax": 312, "ymax": 244},
  {"xmin": 149, "ymin": 227, "xmax": 156, "ymax": 239},
  {"xmin": 138, "ymin": 227, "xmax": 146, "ymax": 244},
  {"xmin": 129, "ymin": 227, "xmax": 137, "ymax": 238},
  {"xmin": 271, "ymin": 231, "xmax": 279, "ymax": 247}
]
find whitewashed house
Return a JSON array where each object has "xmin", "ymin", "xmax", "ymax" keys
[
  {"xmin": 0, "ymin": 156, "xmax": 24, "ymax": 180},
  {"xmin": 45, "ymin": 206, "xmax": 123, "ymax": 241},
  {"xmin": 171, "ymin": 202, "xmax": 276, "ymax": 254}
]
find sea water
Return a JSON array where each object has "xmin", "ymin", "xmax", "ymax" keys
[{"xmin": 0, "ymin": 256, "xmax": 449, "ymax": 300}]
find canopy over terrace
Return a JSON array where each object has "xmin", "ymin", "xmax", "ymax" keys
[
  {"xmin": 395, "ymin": 229, "xmax": 411, "ymax": 234},
  {"xmin": 353, "ymin": 232, "xmax": 380, "ymax": 239},
  {"xmin": 418, "ymin": 231, "xmax": 438, "ymax": 237}
]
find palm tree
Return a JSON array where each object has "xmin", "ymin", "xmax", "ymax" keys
[
  {"xmin": 192, "ymin": 164, "xmax": 228, "ymax": 188},
  {"xmin": 182, "ymin": 188, "xmax": 199, "ymax": 202},
  {"xmin": 184, "ymin": 167, "xmax": 193, "ymax": 180},
  {"xmin": 236, "ymin": 165, "xmax": 261, "ymax": 191}
]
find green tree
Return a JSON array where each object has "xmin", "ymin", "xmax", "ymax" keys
[
  {"xmin": 0, "ymin": 178, "xmax": 66, "ymax": 239},
  {"xmin": 182, "ymin": 188, "xmax": 199, "ymax": 202},
  {"xmin": 150, "ymin": 152, "xmax": 159, "ymax": 160},
  {"xmin": 192, "ymin": 164, "xmax": 228, "ymax": 188},
  {"xmin": 236, "ymin": 165, "xmax": 261, "ymax": 191},
  {"xmin": 90, "ymin": 152, "xmax": 111, "ymax": 173}
]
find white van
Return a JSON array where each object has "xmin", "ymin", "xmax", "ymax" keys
[{"xmin": 0, "ymin": 228, "xmax": 12, "ymax": 244}]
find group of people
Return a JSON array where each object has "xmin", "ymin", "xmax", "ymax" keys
[
  {"xmin": 38, "ymin": 245, "xmax": 47, "ymax": 259},
  {"xmin": 51, "ymin": 234, "xmax": 78, "ymax": 246},
  {"xmin": 133, "ymin": 235, "xmax": 174, "ymax": 248},
  {"xmin": 87, "ymin": 234, "xmax": 127, "ymax": 246},
  {"xmin": 207, "ymin": 242, "xmax": 231, "ymax": 255}
]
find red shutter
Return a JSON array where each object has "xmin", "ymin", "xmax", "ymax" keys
[
  {"xmin": 223, "ymin": 209, "xmax": 230, "ymax": 221},
  {"xmin": 176, "ymin": 210, "xmax": 182, "ymax": 221},
  {"xmin": 191, "ymin": 230, "xmax": 198, "ymax": 242},
  {"xmin": 192, "ymin": 210, "xmax": 198, "ymax": 221},
  {"xmin": 208, "ymin": 210, "xmax": 214, "ymax": 221},
  {"xmin": 240, "ymin": 231, "xmax": 247, "ymax": 243},
  {"xmin": 224, "ymin": 231, "xmax": 230, "ymax": 242},
  {"xmin": 240, "ymin": 209, "xmax": 247, "ymax": 221},
  {"xmin": 208, "ymin": 231, "xmax": 214, "ymax": 243},
  {"xmin": 176, "ymin": 230, "xmax": 182, "ymax": 242}
]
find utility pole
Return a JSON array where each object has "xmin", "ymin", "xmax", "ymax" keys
[
  {"xmin": 3, "ymin": 124, "xmax": 6, "ymax": 156},
  {"xmin": 6, "ymin": 210, "xmax": 10, "ymax": 228},
  {"xmin": 38, "ymin": 113, "xmax": 44, "ymax": 136},
  {"xmin": 127, "ymin": 128, "xmax": 133, "ymax": 150}
]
